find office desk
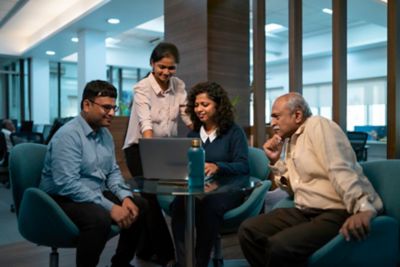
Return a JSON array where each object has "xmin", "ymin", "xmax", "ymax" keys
[{"xmin": 128, "ymin": 178, "xmax": 202, "ymax": 267}]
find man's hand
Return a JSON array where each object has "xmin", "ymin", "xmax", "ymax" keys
[
  {"xmin": 339, "ymin": 210, "xmax": 375, "ymax": 241},
  {"xmin": 122, "ymin": 197, "xmax": 140, "ymax": 223},
  {"xmin": 110, "ymin": 204, "xmax": 134, "ymax": 229},
  {"xmin": 205, "ymin": 163, "xmax": 219, "ymax": 177},
  {"xmin": 263, "ymin": 134, "xmax": 284, "ymax": 164}
]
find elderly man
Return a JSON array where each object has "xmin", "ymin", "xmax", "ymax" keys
[
  {"xmin": 238, "ymin": 92, "xmax": 382, "ymax": 267},
  {"xmin": 40, "ymin": 80, "xmax": 147, "ymax": 267}
]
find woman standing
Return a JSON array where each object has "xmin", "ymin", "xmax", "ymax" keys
[
  {"xmin": 171, "ymin": 81, "xmax": 250, "ymax": 267},
  {"xmin": 123, "ymin": 42, "xmax": 192, "ymax": 266}
]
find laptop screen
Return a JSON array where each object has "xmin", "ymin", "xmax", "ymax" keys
[{"xmin": 139, "ymin": 137, "xmax": 197, "ymax": 180}]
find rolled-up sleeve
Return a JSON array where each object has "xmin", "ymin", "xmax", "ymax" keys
[
  {"xmin": 310, "ymin": 119, "xmax": 383, "ymax": 215},
  {"xmin": 134, "ymin": 84, "xmax": 153, "ymax": 133}
]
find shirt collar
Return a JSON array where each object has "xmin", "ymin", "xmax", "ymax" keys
[
  {"xmin": 77, "ymin": 114, "xmax": 101, "ymax": 138},
  {"xmin": 200, "ymin": 125, "xmax": 218, "ymax": 143},
  {"xmin": 149, "ymin": 72, "xmax": 175, "ymax": 96}
]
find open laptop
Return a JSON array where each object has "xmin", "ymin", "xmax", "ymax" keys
[{"xmin": 139, "ymin": 137, "xmax": 197, "ymax": 184}]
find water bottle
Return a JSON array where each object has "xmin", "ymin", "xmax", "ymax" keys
[{"xmin": 187, "ymin": 138, "xmax": 205, "ymax": 192}]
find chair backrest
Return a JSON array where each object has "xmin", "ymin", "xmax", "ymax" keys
[
  {"xmin": 0, "ymin": 132, "xmax": 8, "ymax": 166},
  {"xmin": 10, "ymin": 132, "xmax": 44, "ymax": 146},
  {"xmin": 248, "ymin": 146, "xmax": 270, "ymax": 180},
  {"xmin": 9, "ymin": 143, "xmax": 47, "ymax": 214},
  {"xmin": 347, "ymin": 131, "xmax": 368, "ymax": 161},
  {"xmin": 45, "ymin": 117, "xmax": 74, "ymax": 144},
  {"xmin": 361, "ymin": 160, "xmax": 400, "ymax": 223}
]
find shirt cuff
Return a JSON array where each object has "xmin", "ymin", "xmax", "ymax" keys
[
  {"xmin": 100, "ymin": 197, "xmax": 115, "ymax": 212},
  {"xmin": 140, "ymin": 124, "xmax": 152, "ymax": 133},
  {"xmin": 269, "ymin": 160, "xmax": 286, "ymax": 176},
  {"xmin": 357, "ymin": 201, "xmax": 378, "ymax": 217},
  {"xmin": 116, "ymin": 190, "xmax": 133, "ymax": 202}
]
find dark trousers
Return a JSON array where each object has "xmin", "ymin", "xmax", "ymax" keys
[
  {"xmin": 52, "ymin": 191, "xmax": 147, "ymax": 267},
  {"xmin": 238, "ymin": 207, "xmax": 351, "ymax": 267},
  {"xmin": 171, "ymin": 191, "xmax": 245, "ymax": 267},
  {"xmin": 124, "ymin": 144, "xmax": 175, "ymax": 264}
]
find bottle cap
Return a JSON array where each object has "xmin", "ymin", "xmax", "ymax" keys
[{"xmin": 191, "ymin": 139, "xmax": 201, "ymax": 147}]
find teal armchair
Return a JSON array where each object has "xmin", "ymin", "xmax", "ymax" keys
[
  {"xmin": 273, "ymin": 160, "xmax": 400, "ymax": 267},
  {"xmin": 158, "ymin": 146, "xmax": 272, "ymax": 266},
  {"xmin": 9, "ymin": 143, "xmax": 119, "ymax": 267}
]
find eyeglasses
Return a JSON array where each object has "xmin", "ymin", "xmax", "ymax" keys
[{"xmin": 89, "ymin": 99, "xmax": 119, "ymax": 113}]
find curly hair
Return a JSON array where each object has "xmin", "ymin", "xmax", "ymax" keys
[{"xmin": 186, "ymin": 81, "xmax": 234, "ymax": 135}]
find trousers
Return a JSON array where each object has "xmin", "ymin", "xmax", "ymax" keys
[
  {"xmin": 238, "ymin": 207, "xmax": 350, "ymax": 267},
  {"xmin": 52, "ymin": 191, "xmax": 147, "ymax": 267}
]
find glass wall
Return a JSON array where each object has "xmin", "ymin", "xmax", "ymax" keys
[
  {"xmin": 49, "ymin": 62, "xmax": 150, "ymax": 119},
  {"xmin": 265, "ymin": 0, "xmax": 289, "ymax": 123},
  {"xmin": 347, "ymin": 0, "xmax": 387, "ymax": 144}
]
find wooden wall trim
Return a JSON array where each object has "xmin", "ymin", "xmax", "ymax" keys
[
  {"xmin": 289, "ymin": 0, "xmax": 302, "ymax": 93},
  {"xmin": 332, "ymin": 0, "xmax": 347, "ymax": 131},
  {"xmin": 387, "ymin": 0, "xmax": 400, "ymax": 158},
  {"xmin": 252, "ymin": 0, "xmax": 266, "ymax": 148}
]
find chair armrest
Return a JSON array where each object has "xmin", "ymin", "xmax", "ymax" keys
[
  {"xmin": 272, "ymin": 196, "xmax": 294, "ymax": 209},
  {"xmin": 222, "ymin": 180, "xmax": 272, "ymax": 231},
  {"xmin": 309, "ymin": 216, "xmax": 399, "ymax": 267},
  {"xmin": 18, "ymin": 188, "xmax": 80, "ymax": 248},
  {"xmin": 157, "ymin": 195, "xmax": 175, "ymax": 217}
]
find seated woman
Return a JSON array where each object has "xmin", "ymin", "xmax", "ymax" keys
[{"xmin": 171, "ymin": 81, "xmax": 250, "ymax": 267}]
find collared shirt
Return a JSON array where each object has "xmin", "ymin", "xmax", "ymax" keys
[
  {"xmin": 123, "ymin": 73, "xmax": 191, "ymax": 148},
  {"xmin": 270, "ymin": 116, "xmax": 383, "ymax": 215},
  {"xmin": 1, "ymin": 128, "xmax": 13, "ymax": 151},
  {"xmin": 40, "ymin": 115, "xmax": 132, "ymax": 211},
  {"xmin": 199, "ymin": 126, "xmax": 217, "ymax": 143}
]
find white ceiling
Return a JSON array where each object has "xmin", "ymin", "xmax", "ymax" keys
[{"xmin": 0, "ymin": 0, "xmax": 388, "ymax": 67}]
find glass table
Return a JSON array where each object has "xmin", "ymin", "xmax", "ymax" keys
[
  {"xmin": 127, "ymin": 177, "xmax": 202, "ymax": 267},
  {"xmin": 127, "ymin": 177, "xmax": 259, "ymax": 267}
]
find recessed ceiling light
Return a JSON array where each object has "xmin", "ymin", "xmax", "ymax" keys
[
  {"xmin": 46, "ymin": 50, "xmax": 56, "ymax": 56},
  {"xmin": 107, "ymin": 18, "xmax": 120, "ymax": 24},
  {"xmin": 265, "ymin": 23, "xmax": 285, "ymax": 33},
  {"xmin": 71, "ymin": 37, "xmax": 79, "ymax": 43},
  {"xmin": 380, "ymin": 0, "xmax": 387, "ymax": 3},
  {"xmin": 322, "ymin": 8, "xmax": 333, "ymax": 15}
]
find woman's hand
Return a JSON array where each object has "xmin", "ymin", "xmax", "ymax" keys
[
  {"xmin": 205, "ymin": 162, "xmax": 219, "ymax": 176},
  {"xmin": 204, "ymin": 181, "xmax": 218, "ymax": 192}
]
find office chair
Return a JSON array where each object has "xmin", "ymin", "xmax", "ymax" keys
[
  {"xmin": 273, "ymin": 160, "xmax": 400, "ymax": 267},
  {"xmin": 10, "ymin": 131, "xmax": 44, "ymax": 146},
  {"xmin": 347, "ymin": 131, "xmax": 369, "ymax": 161},
  {"xmin": 157, "ymin": 146, "xmax": 272, "ymax": 266},
  {"xmin": 0, "ymin": 132, "xmax": 9, "ymax": 187},
  {"xmin": 9, "ymin": 143, "xmax": 120, "ymax": 267}
]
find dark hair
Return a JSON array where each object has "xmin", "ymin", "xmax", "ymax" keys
[
  {"xmin": 150, "ymin": 42, "xmax": 180, "ymax": 64},
  {"xmin": 186, "ymin": 81, "xmax": 234, "ymax": 135},
  {"xmin": 80, "ymin": 80, "xmax": 117, "ymax": 110}
]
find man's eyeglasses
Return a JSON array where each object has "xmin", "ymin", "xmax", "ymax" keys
[{"xmin": 89, "ymin": 99, "xmax": 119, "ymax": 113}]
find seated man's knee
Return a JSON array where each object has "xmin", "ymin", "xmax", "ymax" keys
[{"xmin": 238, "ymin": 217, "xmax": 258, "ymax": 242}]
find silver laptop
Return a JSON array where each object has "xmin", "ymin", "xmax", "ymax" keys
[{"xmin": 139, "ymin": 137, "xmax": 197, "ymax": 182}]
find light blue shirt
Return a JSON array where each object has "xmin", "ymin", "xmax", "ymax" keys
[{"xmin": 40, "ymin": 115, "xmax": 132, "ymax": 211}]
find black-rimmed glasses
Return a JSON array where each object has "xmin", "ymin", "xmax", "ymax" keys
[{"xmin": 89, "ymin": 99, "xmax": 119, "ymax": 113}]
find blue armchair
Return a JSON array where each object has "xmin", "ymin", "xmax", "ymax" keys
[
  {"xmin": 9, "ymin": 143, "xmax": 120, "ymax": 267},
  {"xmin": 158, "ymin": 146, "xmax": 272, "ymax": 266},
  {"xmin": 273, "ymin": 159, "xmax": 400, "ymax": 267}
]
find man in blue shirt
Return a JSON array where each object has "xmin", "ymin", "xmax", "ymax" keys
[{"xmin": 40, "ymin": 80, "xmax": 146, "ymax": 267}]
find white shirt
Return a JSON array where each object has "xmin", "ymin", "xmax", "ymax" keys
[
  {"xmin": 199, "ymin": 126, "xmax": 217, "ymax": 143},
  {"xmin": 123, "ymin": 73, "xmax": 191, "ymax": 148},
  {"xmin": 1, "ymin": 128, "xmax": 13, "ymax": 151}
]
